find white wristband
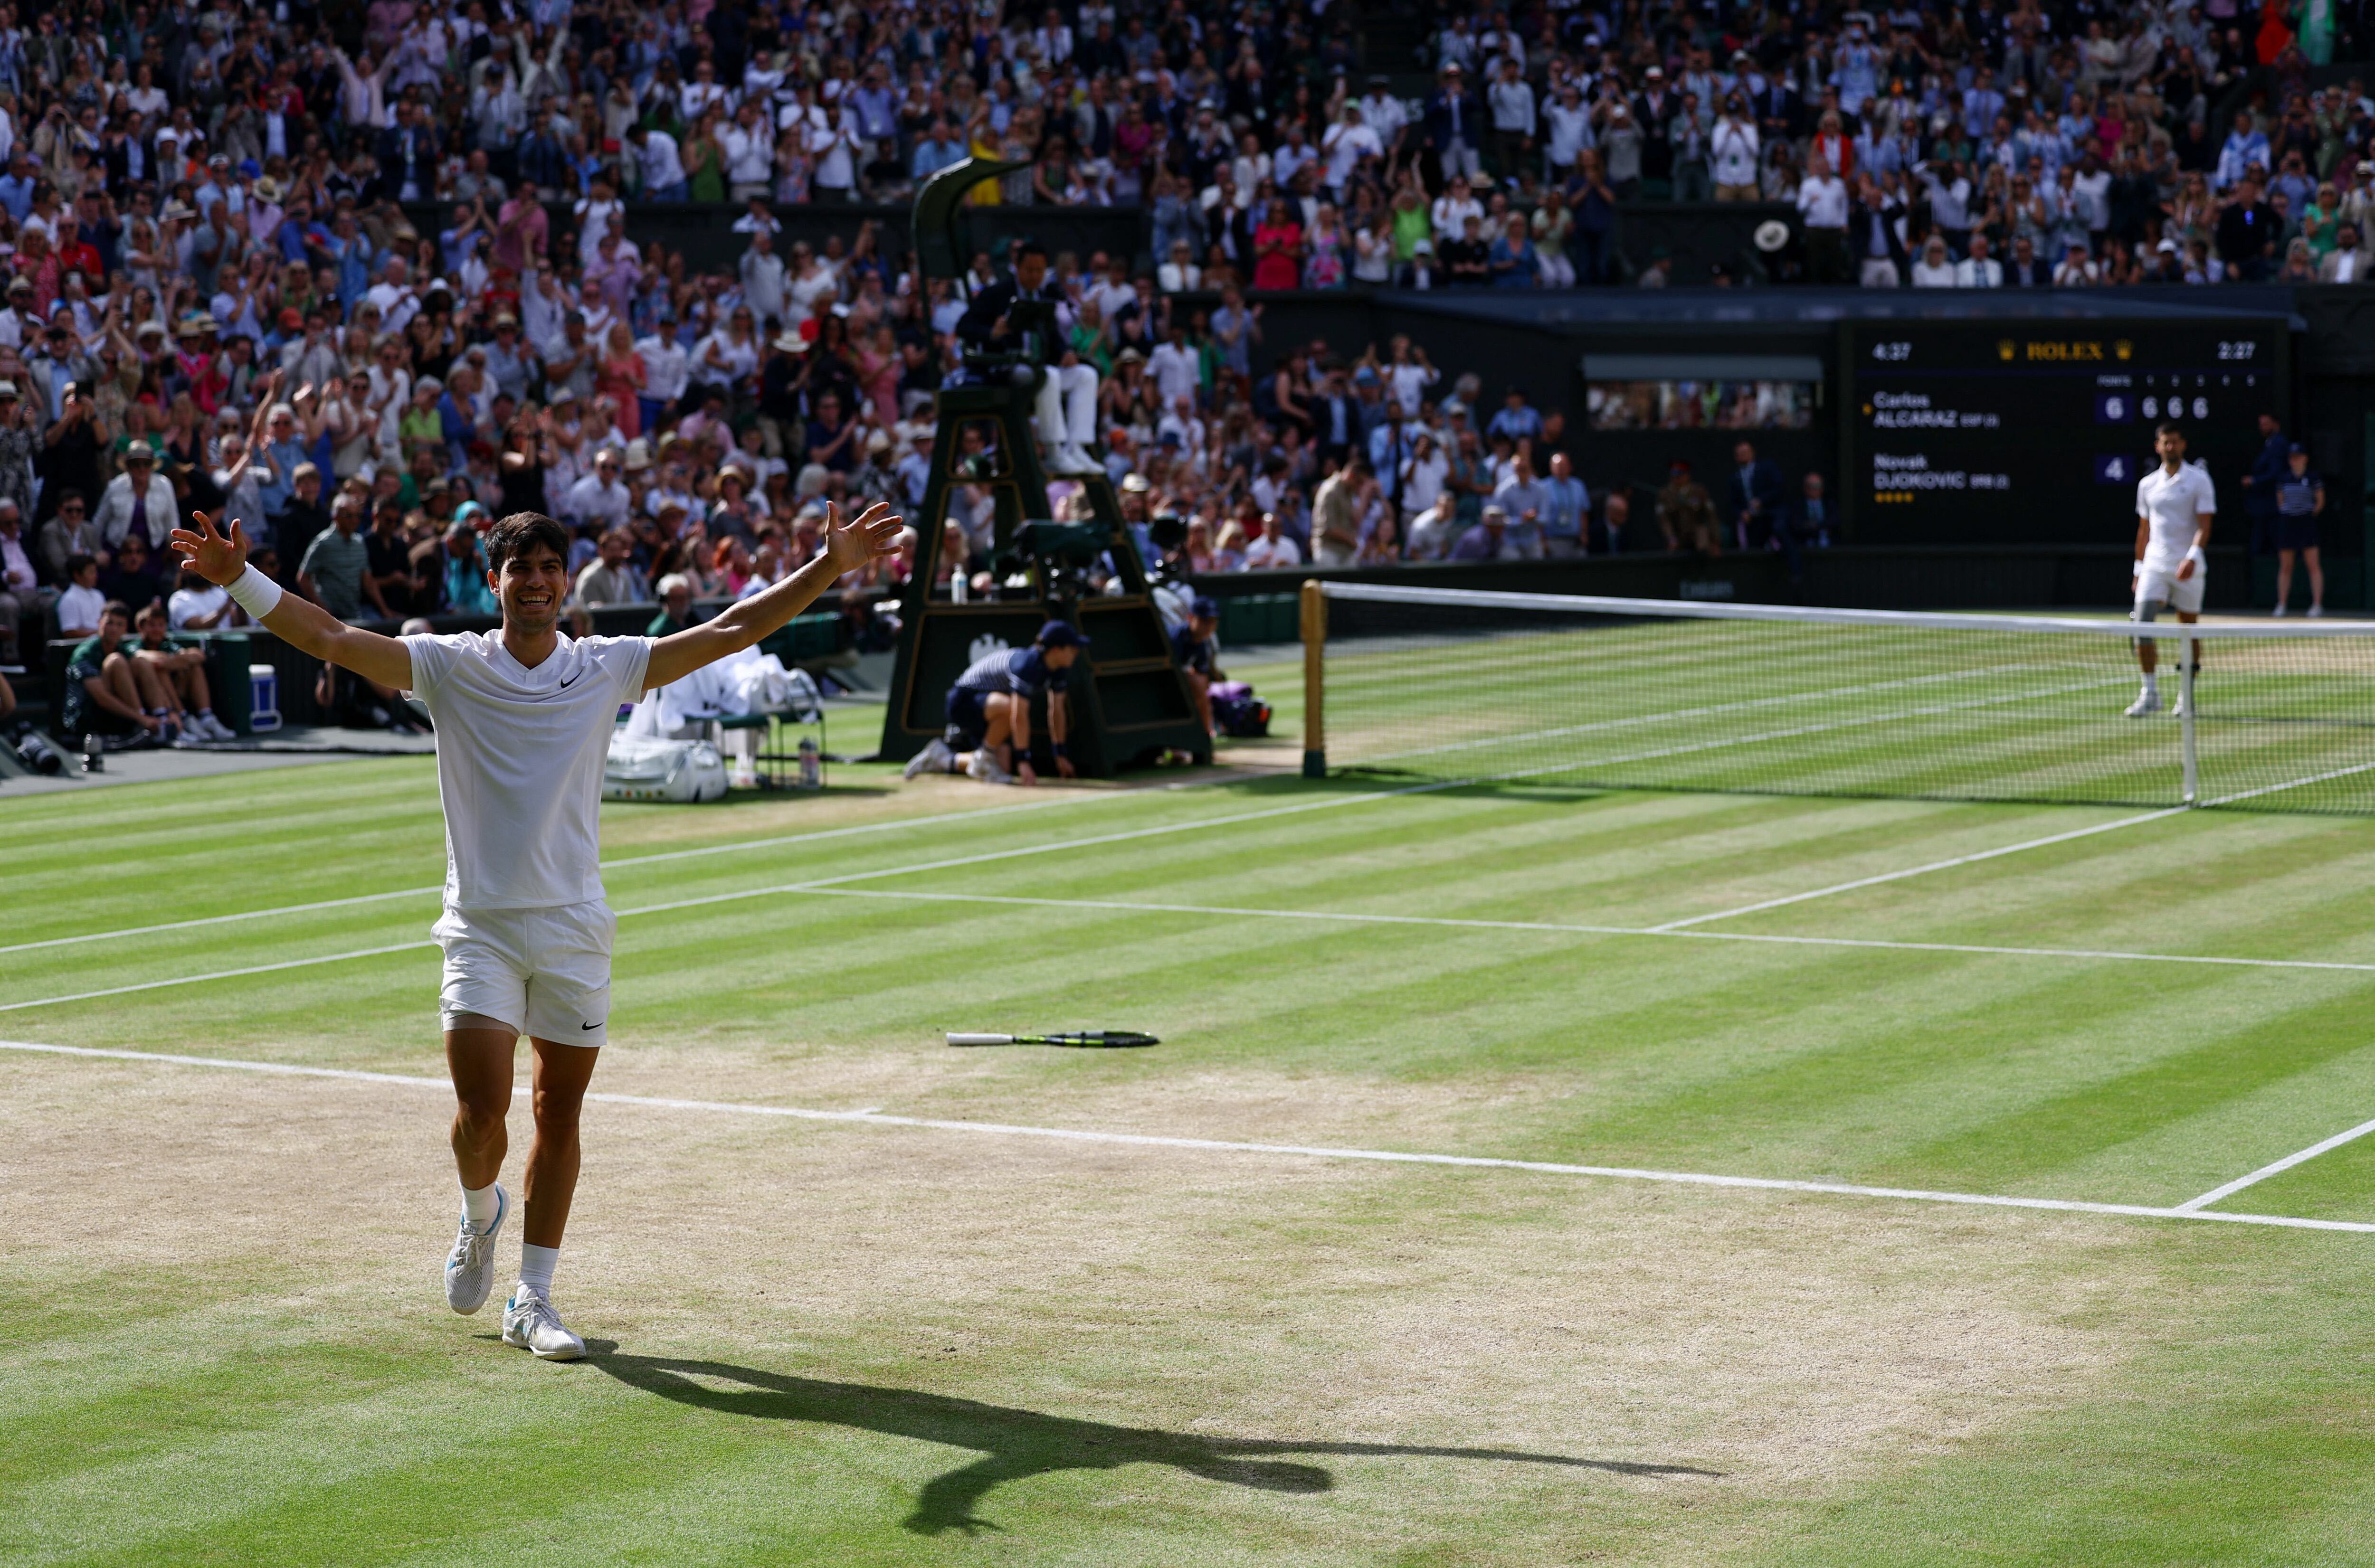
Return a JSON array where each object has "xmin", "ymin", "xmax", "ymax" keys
[
  {"xmin": 2184, "ymin": 545, "xmax": 2207, "ymax": 568},
  {"xmin": 226, "ymin": 563, "xmax": 283, "ymax": 619}
]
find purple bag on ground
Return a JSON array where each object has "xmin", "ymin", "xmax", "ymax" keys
[{"xmin": 1209, "ymin": 681, "xmax": 1270, "ymax": 737}]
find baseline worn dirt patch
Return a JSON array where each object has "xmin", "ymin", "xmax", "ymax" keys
[{"xmin": 0, "ymin": 1051, "xmax": 2156, "ymax": 1522}]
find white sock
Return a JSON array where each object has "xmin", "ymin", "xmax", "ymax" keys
[
  {"xmin": 2140, "ymin": 673, "xmax": 2158, "ymax": 695},
  {"xmin": 519, "ymin": 1243, "xmax": 559, "ymax": 1298},
  {"xmin": 462, "ymin": 1180, "xmax": 501, "ymax": 1228}
]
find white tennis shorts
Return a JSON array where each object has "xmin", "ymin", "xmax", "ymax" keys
[
  {"xmin": 433, "ymin": 900, "xmax": 616, "ymax": 1046},
  {"xmin": 2133, "ymin": 565, "xmax": 2205, "ymax": 617}
]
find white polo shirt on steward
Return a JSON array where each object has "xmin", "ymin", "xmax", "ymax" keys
[{"xmin": 402, "ymin": 631, "xmax": 654, "ymax": 910}]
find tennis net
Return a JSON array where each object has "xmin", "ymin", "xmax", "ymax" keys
[{"xmin": 1299, "ymin": 583, "xmax": 2375, "ymax": 813}]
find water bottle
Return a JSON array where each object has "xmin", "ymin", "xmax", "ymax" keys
[
  {"xmin": 797, "ymin": 735, "xmax": 821, "ymax": 789},
  {"xmin": 81, "ymin": 733, "xmax": 104, "ymax": 774}
]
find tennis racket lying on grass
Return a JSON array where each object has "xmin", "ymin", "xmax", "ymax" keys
[{"xmin": 946, "ymin": 1031, "xmax": 1160, "ymax": 1049}]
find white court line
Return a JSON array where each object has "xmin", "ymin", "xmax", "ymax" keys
[
  {"xmin": 615, "ymin": 775, "xmax": 1468, "ymax": 921},
  {"xmin": 2, "ymin": 1037, "xmax": 2367, "ymax": 1236},
  {"xmin": 2177, "ymin": 1115, "xmax": 2375, "ymax": 1211},
  {"xmin": 0, "ymin": 776, "xmax": 1231, "ymax": 958},
  {"xmin": 0, "ymin": 780, "xmax": 1472, "ymax": 1013},
  {"xmin": 788, "ymin": 887, "xmax": 2375, "ymax": 977},
  {"xmin": 1647, "ymin": 808, "xmax": 2187, "ymax": 932},
  {"xmin": 0, "ymin": 664, "xmax": 2163, "ymax": 963},
  {"xmin": 0, "ymin": 887, "xmax": 444, "ymax": 956},
  {"xmin": 1648, "ymin": 754, "xmax": 2375, "ymax": 936},
  {"xmin": 1660, "ymin": 928, "xmax": 2375, "ymax": 974},
  {"xmin": 2201, "ymin": 759, "xmax": 2375, "ymax": 808},
  {"xmin": 0, "ymin": 941, "xmax": 437, "ymax": 1014},
  {"xmin": 15, "ymin": 829, "xmax": 2375, "ymax": 1017},
  {"xmin": 1348, "ymin": 666, "xmax": 2029, "ymax": 765},
  {"xmin": 1350, "ymin": 673, "xmax": 2123, "ymax": 783},
  {"xmin": 611, "ymin": 695, "xmax": 2198, "ymax": 928}
]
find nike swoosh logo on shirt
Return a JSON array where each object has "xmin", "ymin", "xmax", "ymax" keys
[{"xmin": 558, "ymin": 672, "xmax": 583, "ymax": 690}]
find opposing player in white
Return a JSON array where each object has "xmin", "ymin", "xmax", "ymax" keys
[
  {"xmin": 172, "ymin": 502, "xmax": 902, "ymax": 1358},
  {"xmin": 2128, "ymin": 423, "xmax": 2216, "ymax": 718}
]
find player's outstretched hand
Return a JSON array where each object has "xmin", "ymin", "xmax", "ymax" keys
[
  {"xmin": 170, "ymin": 509, "xmax": 251, "ymax": 586},
  {"xmin": 820, "ymin": 500, "xmax": 904, "ymax": 576}
]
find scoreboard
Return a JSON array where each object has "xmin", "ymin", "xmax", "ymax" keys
[{"xmin": 1843, "ymin": 320, "xmax": 2289, "ymax": 544}]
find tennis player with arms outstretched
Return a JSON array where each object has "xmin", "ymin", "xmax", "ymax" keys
[
  {"xmin": 2128, "ymin": 423, "xmax": 2215, "ymax": 719},
  {"xmin": 172, "ymin": 502, "xmax": 903, "ymax": 1359}
]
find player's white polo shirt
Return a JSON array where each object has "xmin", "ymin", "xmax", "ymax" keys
[
  {"xmin": 402, "ymin": 630, "xmax": 653, "ymax": 1041},
  {"xmin": 2134, "ymin": 461, "xmax": 2216, "ymax": 614}
]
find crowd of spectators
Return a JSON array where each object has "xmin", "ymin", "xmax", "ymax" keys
[
  {"xmin": 1757, "ymin": 17, "xmax": 2375, "ymax": 288},
  {"xmin": 1188, "ymin": 2, "xmax": 2375, "ymax": 292},
  {"xmin": 0, "ymin": 0, "xmax": 2367, "ymax": 712},
  {"xmin": 731, "ymin": 0, "xmax": 2375, "ymax": 294},
  {"xmin": 1067, "ymin": 336, "xmax": 1832, "ymax": 578}
]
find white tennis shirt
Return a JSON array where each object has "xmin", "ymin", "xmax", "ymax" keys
[
  {"xmin": 2135, "ymin": 461, "xmax": 2216, "ymax": 578},
  {"xmin": 402, "ymin": 631, "xmax": 654, "ymax": 910}
]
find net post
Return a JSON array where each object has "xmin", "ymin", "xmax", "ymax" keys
[
  {"xmin": 1301, "ymin": 578, "xmax": 1326, "ymax": 779},
  {"xmin": 2179, "ymin": 630, "xmax": 2198, "ymax": 804}
]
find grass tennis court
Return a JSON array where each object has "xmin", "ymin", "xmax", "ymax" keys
[
  {"xmin": 9, "ymin": 647, "xmax": 2375, "ymax": 1564},
  {"xmin": 1316, "ymin": 590, "xmax": 2375, "ymax": 813}
]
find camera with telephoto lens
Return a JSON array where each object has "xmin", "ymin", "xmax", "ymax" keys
[
  {"xmin": 5, "ymin": 720, "xmax": 62, "ymax": 775},
  {"xmin": 1143, "ymin": 512, "xmax": 1188, "ymax": 584}
]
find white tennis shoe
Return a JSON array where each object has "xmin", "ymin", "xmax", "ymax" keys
[
  {"xmin": 502, "ymin": 1283, "xmax": 586, "ymax": 1360},
  {"xmin": 967, "ymin": 749, "xmax": 1015, "ymax": 784},
  {"xmin": 443, "ymin": 1183, "xmax": 508, "ymax": 1314},
  {"xmin": 2124, "ymin": 689, "xmax": 2163, "ymax": 718},
  {"xmin": 903, "ymin": 737, "xmax": 954, "ymax": 779}
]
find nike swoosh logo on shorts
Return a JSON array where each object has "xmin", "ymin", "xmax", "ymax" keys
[{"xmin": 581, "ymin": 1021, "xmax": 600, "ymax": 1030}]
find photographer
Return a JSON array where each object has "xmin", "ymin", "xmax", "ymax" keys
[
  {"xmin": 40, "ymin": 379, "xmax": 107, "ymax": 528},
  {"xmin": 902, "ymin": 619, "xmax": 1085, "ymax": 785}
]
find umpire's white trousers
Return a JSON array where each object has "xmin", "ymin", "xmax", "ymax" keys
[{"xmin": 1035, "ymin": 364, "xmax": 1100, "ymax": 450}]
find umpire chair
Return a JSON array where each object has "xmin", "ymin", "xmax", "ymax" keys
[{"xmin": 878, "ymin": 158, "xmax": 1211, "ymax": 774}]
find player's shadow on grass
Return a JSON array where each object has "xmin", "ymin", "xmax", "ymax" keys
[{"xmin": 588, "ymin": 1351, "xmax": 1718, "ymax": 1536}]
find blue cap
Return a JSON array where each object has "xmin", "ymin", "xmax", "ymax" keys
[
  {"xmin": 239, "ymin": 158, "xmax": 261, "ymax": 179},
  {"xmin": 1189, "ymin": 595, "xmax": 1220, "ymax": 618},
  {"xmin": 2289, "ymin": 442, "xmax": 2307, "ymax": 455},
  {"xmin": 1038, "ymin": 619, "xmax": 1088, "ymax": 648}
]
